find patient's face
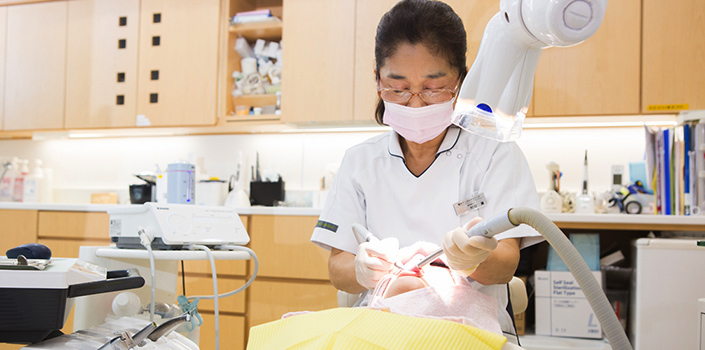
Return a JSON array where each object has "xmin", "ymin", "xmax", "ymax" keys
[{"xmin": 384, "ymin": 264, "xmax": 455, "ymax": 298}]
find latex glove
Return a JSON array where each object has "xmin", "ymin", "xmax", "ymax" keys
[
  {"xmin": 442, "ymin": 217, "xmax": 498, "ymax": 277},
  {"xmin": 397, "ymin": 241, "xmax": 441, "ymax": 266},
  {"xmin": 354, "ymin": 237, "xmax": 399, "ymax": 289}
]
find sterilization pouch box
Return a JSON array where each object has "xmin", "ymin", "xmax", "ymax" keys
[{"xmin": 535, "ymin": 270, "xmax": 603, "ymax": 339}]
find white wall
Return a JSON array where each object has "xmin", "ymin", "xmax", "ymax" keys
[{"xmin": 0, "ymin": 126, "xmax": 646, "ymax": 204}]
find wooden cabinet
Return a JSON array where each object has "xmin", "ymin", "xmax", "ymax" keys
[
  {"xmin": 136, "ymin": 0, "xmax": 221, "ymax": 127},
  {"xmin": 533, "ymin": 0, "xmax": 641, "ymax": 116},
  {"xmin": 245, "ymin": 215, "xmax": 338, "ymax": 331},
  {"xmin": 280, "ymin": 0, "xmax": 355, "ymax": 124},
  {"xmin": 248, "ymin": 215, "xmax": 329, "ymax": 280},
  {"xmin": 641, "ymin": 0, "xmax": 705, "ymax": 113},
  {"xmin": 200, "ymin": 313, "xmax": 246, "ymax": 350},
  {"xmin": 4, "ymin": 1, "xmax": 67, "ymax": 131},
  {"xmin": 0, "ymin": 209, "xmax": 37, "ymax": 253},
  {"xmin": 65, "ymin": 0, "xmax": 140, "ymax": 129},
  {"xmin": 65, "ymin": 0, "xmax": 221, "ymax": 129},
  {"xmin": 248, "ymin": 279, "xmax": 338, "ymax": 328}
]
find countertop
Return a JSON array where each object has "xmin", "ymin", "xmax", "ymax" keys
[
  {"xmin": 1, "ymin": 202, "xmax": 704, "ymax": 230},
  {"xmin": 0, "ymin": 202, "xmax": 322, "ymax": 216}
]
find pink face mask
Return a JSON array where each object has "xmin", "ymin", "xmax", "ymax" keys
[{"xmin": 382, "ymin": 99, "xmax": 454, "ymax": 144}]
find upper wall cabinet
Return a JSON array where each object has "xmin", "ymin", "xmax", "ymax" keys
[
  {"xmin": 532, "ymin": 0, "xmax": 641, "ymax": 116},
  {"xmin": 641, "ymin": 0, "xmax": 705, "ymax": 113},
  {"xmin": 353, "ymin": 0, "xmax": 498, "ymax": 123},
  {"xmin": 65, "ymin": 0, "xmax": 140, "ymax": 129},
  {"xmin": 136, "ymin": 0, "xmax": 221, "ymax": 127},
  {"xmin": 280, "ymin": 0, "xmax": 355, "ymax": 124},
  {"xmin": 66, "ymin": 0, "xmax": 221, "ymax": 129},
  {"xmin": 4, "ymin": 1, "xmax": 68, "ymax": 131}
]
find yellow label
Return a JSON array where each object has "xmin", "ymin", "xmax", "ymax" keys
[{"xmin": 647, "ymin": 104, "xmax": 689, "ymax": 111}]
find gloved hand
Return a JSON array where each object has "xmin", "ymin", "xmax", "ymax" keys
[
  {"xmin": 354, "ymin": 237, "xmax": 399, "ymax": 289},
  {"xmin": 442, "ymin": 217, "xmax": 498, "ymax": 277},
  {"xmin": 397, "ymin": 241, "xmax": 441, "ymax": 266}
]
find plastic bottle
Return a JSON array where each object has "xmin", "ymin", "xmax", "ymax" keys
[
  {"xmin": 0, "ymin": 158, "xmax": 16, "ymax": 201},
  {"xmin": 42, "ymin": 168, "xmax": 53, "ymax": 203},
  {"xmin": 23, "ymin": 159, "xmax": 44, "ymax": 203},
  {"xmin": 13, "ymin": 159, "xmax": 30, "ymax": 202}
]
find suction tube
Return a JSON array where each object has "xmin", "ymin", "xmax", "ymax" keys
[{"xmin": 507, "ymin": 207, "xmax": 632, "ymax": 350}]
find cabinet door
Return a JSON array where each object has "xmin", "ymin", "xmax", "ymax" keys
[
  {"xmin": 248, "ymin": 215, "xmax": 329, "ymax": 280},
  {"xmin": 136, "ymin": 0, "xmax": 220, "ymax": 126},
  {"xmin": 4, "ymin": 1, "xmax": 67, "ymax": 131},
  {"xmin": 642, "ymin": 0, "xmax": 705, "ymax": 113},
  {"xmin": 281, "ymin": 0, "xmax": 355, "ymax": 124},
  {"xmin": 0, "ymin": 210, "xmax": 37, "ymax": 253},
  {"xmin": 248, "ymin": 280, "xmax": 338, "ymax": 328},
  {"xmin": 533, "ymin": 0, "xmax": 641, "ymax": 116},
  {"xmin": 353, "ymin": 0, "xmax": 498, "ymax": 122},
  {"xmin": 200, "ymin": 313, "xmax": 246, "ymax": 350},
  {"xmin": 65, "ymin": 0, "xmax": 140, "ymax": 128}
]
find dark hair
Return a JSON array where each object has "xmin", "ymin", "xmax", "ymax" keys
[{"xmin": 374, "ymin": 0, "xmax": 468, "ymax": 125}]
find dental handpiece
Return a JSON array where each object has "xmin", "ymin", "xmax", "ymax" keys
[
  {"xmin": 352, "ymin": 223, "xmax": 375, "ymax": 244},
  {"xmin": 419, "ymin": 212, "xmax": 519, "ymax": 270}
]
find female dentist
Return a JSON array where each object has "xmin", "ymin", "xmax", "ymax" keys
[{"xmin": 310, "ymin": 0, "xmax": 542, "ymax": 343}]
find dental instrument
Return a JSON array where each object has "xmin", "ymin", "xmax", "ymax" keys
[{"xmin": 452, "ymin": 0, "xmax": 608, "ymax": 141}]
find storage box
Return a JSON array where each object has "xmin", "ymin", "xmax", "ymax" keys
[{"xmin": 535, "ymin": 270, "xmax": 603, "ymax": 339}]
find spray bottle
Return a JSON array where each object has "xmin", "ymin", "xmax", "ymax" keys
[
  {"xmin": 12, "ymin": 160, "xmax": 29, "ymax": 202},
  {"xmin": 0, "ymin": 158, "xmax": 16, "ymax": 201}
]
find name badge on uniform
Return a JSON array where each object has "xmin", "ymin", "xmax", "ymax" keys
[{"xmin": 453, "ymin": 193, "xmax": 487, "ymax": 216}]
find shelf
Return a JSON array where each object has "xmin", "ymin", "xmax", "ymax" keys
[
  {"xmin": 545, "ymin": 213, "xmax": 705, "ymax": 231},
  {"xmin": 229, "ymin": 20, "xmax": 282, "ymax": 42},
  {"xmin": 233, "ymin": 94, "xmax": 278, "ymax": 107},
  {"xmin": 94, "ymin": 246, "xmax": 252, "ymax": 261}
]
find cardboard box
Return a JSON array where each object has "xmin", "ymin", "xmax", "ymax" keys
[{"xmin": 535, "ymin": 270, "xmax": 603, "ymax": 339}]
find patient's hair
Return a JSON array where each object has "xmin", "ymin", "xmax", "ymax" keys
[{"xmin": 374, "ymin": 0, "xmax": 468, "ymax": 125}]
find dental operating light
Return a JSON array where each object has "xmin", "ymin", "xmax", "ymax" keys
[{"xmin": 453, "ymin": 0, "xmax": 608, "ymax": 141}]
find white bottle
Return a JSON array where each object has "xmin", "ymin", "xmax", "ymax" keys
[
  {"xmin": 13, "ymin": 159, "xmax": 30, "ymax": 202},
  {"xmin": 23, "ymin": 159, "xmax": 44, "ymax": 203},
  {"xmin": 155, "ymin": 164, "xmax": 168, "ymax": 204},
  {"xmin": 0, "ymin": 158, "xmax": 16, "ymax": 201},
  {"xmin": 42, "ymin": 168, "xmax": 53, "ymax": 203}
]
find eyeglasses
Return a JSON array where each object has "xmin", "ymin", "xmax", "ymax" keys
[{"xmin": 377, "ymin": 79, "xmax": 460, "ymax": 104}]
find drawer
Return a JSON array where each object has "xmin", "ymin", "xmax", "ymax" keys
[{"xmin": 38, "ymin": 211, "xmax": 109, "ymax": 239}]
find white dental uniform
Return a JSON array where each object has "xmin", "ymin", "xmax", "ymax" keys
[{"xmin": 311, "ymin": 126, "xmax": 543, "ymax": 341}]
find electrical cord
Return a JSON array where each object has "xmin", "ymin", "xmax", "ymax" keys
[
  {"xmin": 188, "ymin": 244, "xmax": 220, "ymax": 350},
  {"xmin": 186, "ymin": 244, "xmax": 259, "ymax": 350},
  {"xmin": 138, "ymin": 227, "xmax": 157, "ymax": 323}
]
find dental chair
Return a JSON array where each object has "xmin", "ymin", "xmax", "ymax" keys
[
  {"xmin": 337, "ymin": 276, "xmax": 528, "ymax": 315},
  {"xmin": 337, "ymin": 277, "xmax": 527, "ymax": 350}
]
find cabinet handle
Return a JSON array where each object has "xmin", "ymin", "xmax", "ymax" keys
[
  {"xmin": 150, "ymin": 93, "xmax": 158, "ymax": 104},
  {"xmin": 153, "ymin": 13, "xmax": 161, "ymax": 23},
  {"xmin": 152, "ymin": 36, "xmax": 160, "ymax": 46},
  {"xmin": 117, "ymin": 72, "xmax": 125, "ymax": 83},
  {"xmin": 119, "ymin": 16, "xmax": 127, "ymax": 27},
  {"xmin": 116, "ymin": 95, "xmax": 125, "ymax": 105},
  {"xmin": 118, "ymin": 39, "xmax": 126, "ymax": 49},
  {"xmin": 150, "ymin": 70, "xmax": 159, "ymax": 81}
]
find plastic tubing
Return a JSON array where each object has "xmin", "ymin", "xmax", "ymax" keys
[{"xmin": 508, "ymin": 207, "xmax": 632, "ymax": 350}]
